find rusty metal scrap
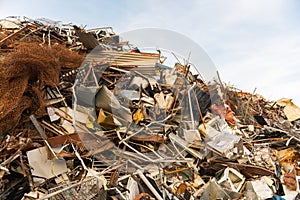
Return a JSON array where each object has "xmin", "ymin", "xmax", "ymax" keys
[{"xmin": 1, "ymin": 16, "xmax": 300, "ymax": 200}]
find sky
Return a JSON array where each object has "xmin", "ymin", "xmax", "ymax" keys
[{"xmin": 1, "ymin": 0, "xmax": 300, "ymax": 105}]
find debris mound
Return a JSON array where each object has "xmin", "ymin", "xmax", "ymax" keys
[{"xmin": 1, "ymin": 16, "xmax": 300, "ymax": 200}]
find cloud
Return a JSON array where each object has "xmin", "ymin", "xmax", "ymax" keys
[
  {"xmin": 0, "ymin": 0, "xmax": 299, "ymax": 105},
  {"xmin": 113, "ymin": 0, "xmax": 300, "ymax": 105},
  {"xmin": 218, "ymin": 34, "xmax": 300, "ymax": 105}
]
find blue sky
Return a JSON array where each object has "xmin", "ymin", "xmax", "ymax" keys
[{"xmin": 1, "ymin": 0, "xmax": 300, "ymax": 105}]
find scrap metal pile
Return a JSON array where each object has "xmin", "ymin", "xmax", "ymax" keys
[{"xmin": 1, "ymin": 16, "xmax": 300, "ymax": 200}]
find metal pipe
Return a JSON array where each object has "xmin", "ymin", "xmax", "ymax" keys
[
  {"xmin": 137, "ymin": 170, "xmax": 163, "ymax": 200},
  {"xmin": 188, "ymin": 82, "xmax": 197, "ymax": 129}
]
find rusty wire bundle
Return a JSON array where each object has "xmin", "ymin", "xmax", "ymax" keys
[{"xmin": 0, "ymin": 42, "xmax": 83, "ymax": 134}]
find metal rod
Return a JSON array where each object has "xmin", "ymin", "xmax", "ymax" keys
[
  {"xmin": 29, "ymin": 115, "xmax": 57, "ymax": 158},
  {"xmin": 137, "ymin": 170, "xmax": 163, "ymax": 200},
  {"xmin": 188, "ymin": 82, "xmax": 197, "ymax": 129}
]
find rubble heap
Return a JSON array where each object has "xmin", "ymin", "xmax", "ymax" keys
[{"xmin": 1, "ymin": 16, "xmax": 300, "ymax": 200}]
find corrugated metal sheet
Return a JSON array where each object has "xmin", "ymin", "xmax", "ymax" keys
[{"xmin": 85, "ymin": 50, "xmax": 160, "ymax": 67}]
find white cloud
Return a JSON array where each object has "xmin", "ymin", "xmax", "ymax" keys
[
  {"xmin": 218, "ymin": 34, "xmax": 300, "ymax": 105},
  {"xmin": 113, "ymin": 0, "xmax": 300, "ymax": 105},
  {"xmin": 0, "ymin": 0, "xmax": 299, "ymax": 105}
]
